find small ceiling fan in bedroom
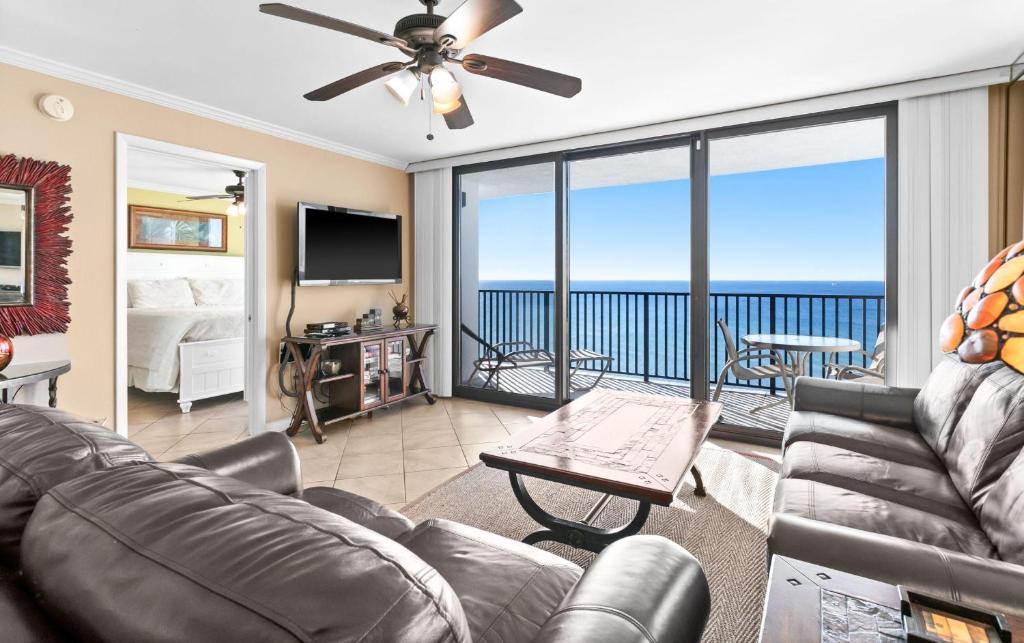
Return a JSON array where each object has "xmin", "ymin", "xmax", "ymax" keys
[
  {"xmin": 258, "ymin": 0, "xmax": 582, "ymax": 134},
  {"xmin": 181, "ymin": 170, "xmax": 246, "ymax": 216}
]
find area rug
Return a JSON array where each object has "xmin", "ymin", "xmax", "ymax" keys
[{"xmin": 403, "ymin": 443, "xmax": 779, "ymax": 643}]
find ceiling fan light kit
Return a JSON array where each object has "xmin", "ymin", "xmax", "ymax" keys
[
  {"xmin": 384, "ymin": 70, "xmax": 420, "ymax": 106},
  {"xmin": 432, "ymin": 98, "xmax": 462, "ymax": 115},
  {"xmin": 428, "ymin": 67, "xmax": 462, "ymax": 104},
  {"xmin": 258, "ymin": 0, "xmax": 582, "ymax": 134}
]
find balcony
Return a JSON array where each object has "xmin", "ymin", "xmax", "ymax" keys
[{"xmin": 466, "ymin": 288, "xmax": 885, "ymax": 433}]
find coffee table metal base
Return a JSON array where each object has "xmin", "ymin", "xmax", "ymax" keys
[{"xmin": 509, "ymin": 466, "xmax": 705, "ymax": 553}]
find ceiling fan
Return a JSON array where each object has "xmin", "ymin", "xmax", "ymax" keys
[
  {"xmin": 258, "ymin": 0, "xmax": 582, "ymax": 132},
  {"xmin": 181, "ymin": 169, "xmax": 246, "ymax": 215}
]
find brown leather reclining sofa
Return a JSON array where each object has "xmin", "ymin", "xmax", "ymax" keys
[
  {"xmin": 0, "ymin": 404, "xmax": 711, "ymax": 642},
  {"xmin": 770, "ymin": 356, "xmax": 1024, "ymax": 617}
]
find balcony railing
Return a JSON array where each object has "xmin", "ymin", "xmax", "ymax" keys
[{"xmin": 473, "ymin": 289, "xmax": 884, "ymax": 390}]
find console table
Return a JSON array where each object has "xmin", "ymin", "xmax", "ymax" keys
[
  {"xmin": 0, "ymin": 360, "xmax": 71, "ymax": 408},
  {"xmin": 282, "ymin": 324, "xmax": 437, "ymax": 444}
]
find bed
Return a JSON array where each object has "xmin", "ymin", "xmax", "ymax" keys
[{"xmin": 127, "ymin": 277, "xmax": 245, "ymax": 413}]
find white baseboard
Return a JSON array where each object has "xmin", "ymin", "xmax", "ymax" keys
[{"xmin": 262, "ymin": 418, "xmax": 291, "ymax": 433}]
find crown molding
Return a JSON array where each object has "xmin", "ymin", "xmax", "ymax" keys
[{"xmin": 0, "ymin": 46, "xmax": 408, "ymax": 170}]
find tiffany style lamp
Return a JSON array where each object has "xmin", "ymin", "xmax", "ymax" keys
[{"xmin": 941, "ymin": 240, "xmax": 1024, "ymax": 371}]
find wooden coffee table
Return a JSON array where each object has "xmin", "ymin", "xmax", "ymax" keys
[{"xmin": 479, "ymin": 390, "xmax": 722, "ymax": 553}]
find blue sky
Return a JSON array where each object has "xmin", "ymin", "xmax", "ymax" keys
[{"xmin": 475, "ymin": 158, "xmax": 885, "ymax": 282}]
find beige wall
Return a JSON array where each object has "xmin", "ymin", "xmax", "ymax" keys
[{"xmin": 0, "ymin": 62, "xmax": 413, "ymax": 426}]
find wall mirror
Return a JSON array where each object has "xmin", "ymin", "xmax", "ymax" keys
[{"xmin": 0, "ymin": 185, "xmax": 33, "ymax": 306}]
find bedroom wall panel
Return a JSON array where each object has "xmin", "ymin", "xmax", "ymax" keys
[
  {"xmin": 125, "ymin": 253, "xmax": 244, "ymax": 282},
  {"xmin": 0, "ymin": 62, "xmax": 413, "ymax": 427}
]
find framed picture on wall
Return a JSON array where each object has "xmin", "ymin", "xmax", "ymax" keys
[{"xmin": 128, "ymin": 205, "xmax": 227, "ymax": 252}]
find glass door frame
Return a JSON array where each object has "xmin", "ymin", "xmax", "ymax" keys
[
  {"xmin": 452, "ymin": 152, "xmax": 564, "ymax": 410},
  {"xmin": 451, "ymin": 102, "xmax": 898, "ymax": 446},
  {"xmin": 701, "ymin": 103, "xmax": 898, "ymax": 444}
]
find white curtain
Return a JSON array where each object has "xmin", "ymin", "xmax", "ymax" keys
[
  {"xmin": 896, "ymin": 87, "xmax": 989, "ymax": 387},
  {"xmin": 414, "ymin": 168, "xmax": 454, "ymax": 397}
]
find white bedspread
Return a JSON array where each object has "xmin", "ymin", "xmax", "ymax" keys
[{"xmin": 128, "ymin": 306, "xmax": 244, "ymax": 392}]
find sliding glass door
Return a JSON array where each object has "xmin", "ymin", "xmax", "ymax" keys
[
  {"xmin": 706, "ymin": 115, "xmax": 891, "ymax": 435},
  {"xmin": 455, "ymin": 160, "xmax": 559, "ymax": 404},
  {"xmin": 566, "ymin": 143, "xmax": 691, "ymax": 400},
  {"xmin": 453, "ymin": 105, "xmax": 895, "ymax": 441}
]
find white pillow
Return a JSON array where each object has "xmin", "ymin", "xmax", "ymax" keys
[
  {"xmin": 188, "ymin": 278, "xmax": 244, "ymax": 306},
  {"xmin": 128, "ymin": 279, "xmax": 196, "ymax": 309}
]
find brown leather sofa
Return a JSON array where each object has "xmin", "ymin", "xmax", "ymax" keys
[
  {"xmin": 769, "ymin": 356, "xmax": 1024, "ymax": 617},
  {"xmin": 0, "ymin": 404, "xmax": 711, "ymax": 642}
]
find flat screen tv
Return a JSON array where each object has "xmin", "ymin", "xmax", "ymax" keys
[
  {"xmin": 297, "ymin": 202, "xmax": 402, "ymax": 286},
  {"xmin": 0, "ymin": 231, "xmax": 21, "ymax": 268}
]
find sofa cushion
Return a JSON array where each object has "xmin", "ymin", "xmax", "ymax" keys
[
  {"xmin": 913, "ymin": 357, "xmax": 1002, "ymax": 458},
  {"xmin": 941, "ymin": 365, "xmax": 1024, "ymax": 514},
  {"xmin": 0, "ymin": 405, "xmax": 151, "ymax": 567},
  {"xmin": 0, "ymin": 566, "xmax": 63, "ymax": 642},
  {"xmin": 22, "ymin": 463, "xmax": 471, "ymax": 643},
  {"xmin": 773, "ymin": 478, "xmax": 997, "ymax": 558},
  {"xmin": 780, "ymin": 442, "xmax": 974, "ymax": 522},
  {"xmin": 977, "ymin": 449, "xmax": 1024, "ymax": 565},
  {"xmin": 784, "ymin": 410, "xmax": 941, "ymax": 470},
  {"xmin": 400, "ymin": 518, "xmax": 582, "ymax": 643},
  {"xmin": 303, "ymin": 485, "xmax": 416, "ymax": 540}
]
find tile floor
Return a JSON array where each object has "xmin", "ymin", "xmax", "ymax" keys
[{"xmin": 127, "ymin": 388, "xmax": 779, "ymax": 513}]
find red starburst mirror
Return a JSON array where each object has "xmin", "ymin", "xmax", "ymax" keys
[{"xmin": 0, "ymin": 154, "xmax": 72, "ymax": 336}]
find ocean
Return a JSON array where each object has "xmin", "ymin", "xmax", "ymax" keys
[
  {"xmin": 468, "ymin": 280, "xmax": 885, "ymax": 385},
  {"xmin": 480, "ymin": 280, "xmax": 884, "ymax": 296}
]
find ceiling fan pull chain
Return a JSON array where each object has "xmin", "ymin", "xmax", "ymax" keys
[{"xmin": 426, "ymin": 98, "xmax": 435, "ymax": 141}]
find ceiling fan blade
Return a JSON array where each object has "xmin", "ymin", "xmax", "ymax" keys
[
  {"xmin": 443, "ymin": 96, "xmax": 474, "ymax": 130},
  {"xmin": 304, "ymin": 62, "xmax": 406, "ymax": 101},
  {"xmin": 462, "ymin": 54, "xmax": 581, "ymax": 98},
  {"xmin": 434, "ymin": 0, "xmax": 522, "ymax": 49},
  {"xmin": 259, "ymin": 3, "xmax": 408, "ymax": 49},
  {"xmin": 184, "ymin": 195, "xmax": 231, "ymax": 201}
]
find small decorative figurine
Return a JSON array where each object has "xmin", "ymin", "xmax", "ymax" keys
[{"xmin": 389, "ymin": 290, "xmax": 410, "ymax": 328}]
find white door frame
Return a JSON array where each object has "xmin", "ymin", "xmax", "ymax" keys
[{"xmin": 114, "ymin": 133, "xmax": 267, "ymax": 437}]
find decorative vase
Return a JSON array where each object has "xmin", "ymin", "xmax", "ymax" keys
[
  {"xmin": 391, "ymin": 292, "xmax": 410, "ymax": 327},
  {"xmin": 393, "ymin": 302, "xmax": 410, "ymax": 321},
  {"xmin": 0, "ymin": 335, "xmax": 13, "ymax": 372}
]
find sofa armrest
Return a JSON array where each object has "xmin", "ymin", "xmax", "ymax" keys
[
  {"xmin": 172, "ymin": 432, "xmax": 301, "ymax": 496},
  {"xmin": 532, "ymin": 536, "xmax": 709, "ymax": 643},
  {"xmin": 301, "ymin": 487, "xmax": 415, "ymax": 540},
  {"xmin": 792, "ymin": 377, "xmax": 919, "ymax": 430},
  {"xmin": 769, "ymin": 513, "xmax": 1024, "ymax": 618}
]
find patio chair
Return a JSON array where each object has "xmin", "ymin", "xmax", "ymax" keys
[
  {"xmin": 711, "ymin": 319, "xmax": 793, "ymax": 410},
  {"xmin": 460, "ymin": 324, "xmax": 612, "ymax": 392},
  {"xmin": 825, "ymin": 326, "xmax": 885, "ymax": 384}
]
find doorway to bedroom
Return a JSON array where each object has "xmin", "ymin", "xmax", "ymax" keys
[{"xmin": 115, "ymin": 136, "xmax": 266, "ymax": 452}]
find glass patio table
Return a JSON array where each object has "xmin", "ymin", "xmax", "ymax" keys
[{"xmin": 741, "ymin": 334, "xmax": 861, "ymax": 407}]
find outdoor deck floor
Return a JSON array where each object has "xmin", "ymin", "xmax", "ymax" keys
[{"xmin": 479, "ymin": 368, "xmax": 791, "ymax": 433}]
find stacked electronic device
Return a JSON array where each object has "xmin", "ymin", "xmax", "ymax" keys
[{"xmin": 304, "ymin": 321, "xmax": 351, "ymax": 338}]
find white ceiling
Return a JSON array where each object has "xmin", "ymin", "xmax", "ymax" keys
[
  {"xmin": 2, "ymin": 1, "xmax": 1021, "ymax": 167},
  {"xmin": 127, "ymin": 149, "xmax": 242, "ymax": 196}
]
